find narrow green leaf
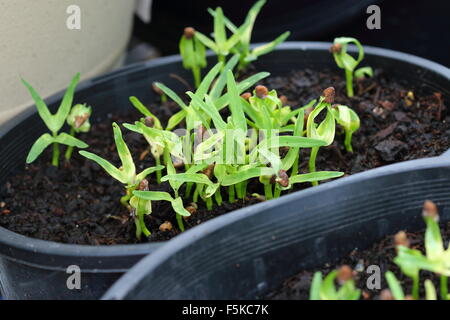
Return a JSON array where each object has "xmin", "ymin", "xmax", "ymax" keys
[
  {"xmin": 226, "ymin": 71, "xmax": 247, "ymax": 131},
  {"xmin": 161, "ymin": 173, "xmax": 213, "ymax": 186},
  {"xmin": 26, "ymin": 133, "xmax": 55, "ymax": 164},
  {"xmin": 79, "ymin": 150, "xmax": 125, "ymax": 183},
  {"xmin": 112, "ymin": 122, "xmax": 135, "ymax": 182},
  {"xmin": 309, "ymin": 272, "xmax": 323, "ymax": 300},
  {"xmin": 250, "ymin": 31, "xmax": 290, "ymax": 59},
  {"xmin": 195, "ymin": 31, "xmax": 219, "ymax": 53},
  {"xmin": 133, "ymin": 190, "xmax": 173, "ymax": 202},
  {"xmin": 290, "ymin": 172, "xmax": 344, "ymax": 184},
  {"xmin": 195, "ymin": 62, "xmax": 223, "ymax": 98},
  {"xmin": 166, "ymin": 110, "xmax": 187, "ymax": 130},
  {"xmin": 171, "ymin": 197, "xmax": 191, "ymax": 217},
  {"xmin": 210, "ymin": 54, "xmax": 240, "ymax": 99},
  {"xmin": 129, "ymin": 96, "xmax": 162, "ymax": 129},
  {"xmin": 154, "ymin": 82, "xmax": 188, "ymax": 111},
  {"xmin": 54, "ymin": 73, "xmax": 80, "ymax": 132},
  {"xmin": 54, "ymin": 133, "xmax": 88, "ymax": 148},
  {"xmin": 222, "ymin": 167, "xmax": 274, "ymax": 186},
  {"xmin": 135, "ymin": 165, "xmax": 165, "ymax": 182},
  {"xmin": 385, "ymin": 271, "xmax": 405, "ymax": 300},
  {"xmin": 21, "ymin": 79, "xmax": 56, "ymax": 133}
]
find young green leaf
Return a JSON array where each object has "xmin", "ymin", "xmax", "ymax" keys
[
  {"xmin": 385, "ymin": 271, "xmax": 405, "ymax": 300},
  {"xmin": 133, "ymin": 191, "xmax": 174, "ymax": 202},
  {"xmin": 26, "ymin": 134, "xmax": 55, "ymax": 164},
  {"xmin": 289, "ymin": 172, "xmax": 344, "ymax": 185}
]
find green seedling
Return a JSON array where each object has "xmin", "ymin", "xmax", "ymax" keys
[
  {"xmin": 207, "ymin": 0, "xmax": 290, "ymax": 70},
  {"xmin": 394, "ymin": 201, "xmax": 449, "ymax": 300},
  {"xmin": 309, "ymin": 265, "xmax": 361, "ymax": 300},
  {"xmin": 65, "ymin": 103, "xmax": 92, "ymax": 160},
  {"xmin": 331, "ymin": 104, "xmax": 360, "ymax": 152},
  {"xmin": 180, "ymin": 27, "xmax": 207, "ymax": 88},
  {"xmin": 195, "ymin": 7, "xmax": 244, "ymax": 65},
  {"xmin": 79, "ymin": 123, "xmax": 164, "ymax": 239},
  {"xmin": 306, "ymin": 87, "xmax": 336, "ymax": 185},
  {"xmin": 330, "ymin": 37, "xmax": 373, "ymax": 97},
  {"xmin": 23, "ymin": 73, "xmax": 88, "ymax": 167}
]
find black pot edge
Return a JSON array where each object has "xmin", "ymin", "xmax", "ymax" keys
[{"xmin": 0, "ymin": 42, "xmax": 449, "ymax": 272}]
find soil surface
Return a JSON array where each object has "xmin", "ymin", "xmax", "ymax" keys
[
  {"xmin": 267, "ymin": 221, "xmax": 450, "ymax": 300},
  {"xmin": 0, "ymin": 68, "xmax": 448, "ymax": 245}
]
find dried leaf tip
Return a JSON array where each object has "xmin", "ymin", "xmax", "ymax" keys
[
  {"xmin": 423, "ymin": 200, "xmax": 439, "ymax": 222},
  {"xmin": 152, "ymin": 82, "xmax": 164, "ymax": 96},
  {"xmin": 329, "ymin": 43, "xmax": 342, "ymax": 54},
  {"xmin": 323, "ymin": 87, "xmax": 335, "ymax": 104},
  {"xmin": 145, "ymin": 116, "xmax": 155, "ymax": 128},
  {"xmin": 337, "ymin": 265, "xmax": 353, "ymax": 284},
  {"xmin": 255, "ymin": 85, "xmax": 269, "ymax": 99},
  {"xmin": 184, "ymin": 27, "xmax": 195, "ymax": 39},
  {"xmin": 394, "ymin": 231, "xmax": 410, "ymax": 248}
]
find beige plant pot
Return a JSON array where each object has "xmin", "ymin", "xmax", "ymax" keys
[{"xmin": 0, "ymin": 0, "xmax": 136, "ymax": 125}]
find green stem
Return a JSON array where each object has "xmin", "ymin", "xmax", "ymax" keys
[
  {"xmin": 52, "ymin": 142, "xmax": 60, "ymax": 167},
  {"xmin": 228, "ymin": 185, "xmax": 235, "ymax": 203},
  {"xmin": 412, "ymin": 276, "xmax": 419, "ymax": 300},
  {"xmin": 161, "ymin": 93, "xmax": 167, "ymax": 103},
  {"xmin": 291, "ymin": 154, "xmax": 299, "ymax": 176},
  {"xmin": 64, "ymin": 127, "xmax": 76, "ymax": 161},
  {"xmin": 274, "ymin": 187, "xmax": 282, "ymax": 199},
  {"xmin": 309, "ymin": 147, "xmax": 319, "ymax": 186},
  {"xmin": 156, "ymin": 156, "xmax": 162, "ymax": 184},
  {"xmin": 264, "ymin": 184, "xmax": 273, "ymax": 200},
  {"xmin": 345, "ymin": 69, "xmax": 354, "ymax": 98},
  {"xmin": 344, "ymin": 130, "xmax": 353, "ymax": 153},
  {"xmin": 176, "ymin": 213, "xmax": 185, "ymax": 232},
  {"xmin": 215, "ymin": 188, "xmax": 223, "ymax": 206},
  {"xmin": 242, "ymin": 180, "xmax": 248, "ymax": 199},
  {"xmin": 206, "ymin": 197, "xmax": 213, "ymax": 211},
  {"xmin": 193, "ymin": 185, "xmax": 199, "ymax": 203},
  {"xmin": 192, "ymin": 66, "xmax": 201, "ymax": 88},
  {"xmin": 441, "ymin": 275, "xmax": 448, "ymax": 300},
  {"xmin": 218, "ymin": 54, "xmax": 226, "ymax": 68},
  {"xmin": 120, "ymin": 188, "xmax": 133, "ymax": 208}
]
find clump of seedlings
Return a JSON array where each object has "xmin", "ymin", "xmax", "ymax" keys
[
  {"xmin": 21, "ymin": 1, "xmax": 367, "ymax": 241},
  {"xmin": 79, "ymin": 123, "xmax": 164, "ymax": 239},
  {"xmin": 195, "ymin": 0, "xmax": 289, "ymax": 71},
  {"xmin": 309, "ymin": 201, "xmax": 450, "ymax": 300},
  {"xmin": 330, "ymin": 37, "xmax": 373, "ymax": 97},
  {"xmin": 206, "ymin": 0, "xmax": 290, "ymax": 70},
  {"xmin": 23, "ymin": 73, "xmax": 89, "ymax": 167}
]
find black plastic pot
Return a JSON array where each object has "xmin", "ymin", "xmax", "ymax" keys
[
  {"xmin": 1, "ymin": 42, "xmax": 449, "ymax": 300},
  {"xmin": 103, "ymin": 151, "xmax": 450, "ymax": 300}
]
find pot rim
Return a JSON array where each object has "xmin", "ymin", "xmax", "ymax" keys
[{"xmin": 0, "ymin": 41, "xmax": 449, "ymax": 268}]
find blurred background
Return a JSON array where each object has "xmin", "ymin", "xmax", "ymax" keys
[{"xmin": 1, "ymin": 0, "xmax": 449, "ymax": 125}]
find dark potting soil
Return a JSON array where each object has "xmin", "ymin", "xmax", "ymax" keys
[
  {"xmin": 0, "ymin": 68, "xmax": 448, "ymax": 245},
  {"xmin": 267, "ymin": 220, "xmax": 450, "ymax": 300}
]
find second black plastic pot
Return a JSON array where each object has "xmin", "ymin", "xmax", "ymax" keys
[
  {"xmin": 103, "ymin": 152, "xmax": 450, "ymax": 300},
  {"xmin": 0, "ymin": 42, "xmax": 449, "ymax": 299}
]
